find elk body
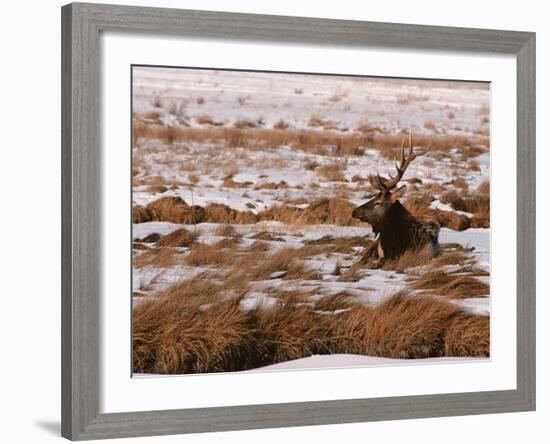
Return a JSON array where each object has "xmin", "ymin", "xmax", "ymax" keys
[{"xmin": 352, "ymin": 133, "xmax": 440, "ymax": 262}]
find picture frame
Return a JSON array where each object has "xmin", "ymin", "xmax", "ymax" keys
[{"xmin": 61, "ymin": 2, "xmax": 536, "ymax": 440}]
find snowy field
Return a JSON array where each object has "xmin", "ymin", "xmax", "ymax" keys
[{"xmin": 131, "ymin": 67, "xmax": 491, "ymax": 374}]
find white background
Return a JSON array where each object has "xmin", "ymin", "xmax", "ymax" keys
[
  {"xmin": 0, "ymin": 0, "xmax": 546, "ymax": 443},
  {"xmin": 101, "ymin": 34, "xmax": 516, "ymax": 413}
]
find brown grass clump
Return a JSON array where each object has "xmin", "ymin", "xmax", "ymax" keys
[
  {"xmin": 145, "ymin": 185, "xmax": 168, "ymax": 194},
  {"xmin": 463, "ymin": 195, "xmax": 490, "ymax": 228},
  {"xmin": 132, "ymin": 205, "xmax": 152, "ymax": 223},
  {"xmin": 428, "ymin": 252, "xmax": 469, "ymax": 269},
  {"xmin": 135, "ymin": 232, "xmax": 161, "ymax": 243},
  {"xmin": 251, "ymin": 232, "xmax": 285, "ymax": 242},
  {"xmin": 205, "ymin": 203, "xmax": 258, "ymax": 224},
  {"xmin": 467, "ymin": 159, "xmax": 481, "ymax": 172},
  {"xmin": 156, "ymin": 228, "xmax": 197, "ymax": 247},
  {"xmin": 195, "ymin": 114, "xmax": 217, "ymax": 125},
  {"xmin": 425, "ymin": 182, "xmax": 446, "ymax": 194},
  {"xmin": 361, "ymin": 292, "xmax": 462, "ymax": 358},
  {"xmin": 313, "ymin": 292, "xmax": 357, "ymax": 312},
  {"xmin": 246, "ymin": 241, "xmax": 271, "ymax": 253},
  {"xmin": 147, "ymin": 196, "xmax": 206, "ymax": 224},
  {"xmin": 317, "ymin": 163, "xmax": 346, "ymax": 182},
  {"xmin": 382, "ymin": 248, "xmax": 433, "ymax": 272},
  {"xmin": 258, "ymin": 205, "xmax": 303, "ymax": 225},
  {"xmin": 432, "ymin": 276, "xmax": 490, "ymax": 299},
  {"xmin": 476, "ymin": 181, "xmax": 490, "ymax": 194},
  {"xmin": 133, "ymin": 280, "xmax": 253, "ymax": 374},
  {"xmin": 184, "ymin": 243, "xmax": 231, "ymax": 266},
  {"xmin": 424, "ymin": 121, "xmax": 436, "ymax": 131},
  {"xmin": 445, "ymin": 315, "xmax": 490, "ymax": 357},
  {"xmin": 450, "ymin": 177, "xmax": 469, "ymax": 191},
  {"xmin": 337, "ymin": 263, "xmax": 366, "ymax": 282},
  {"xmin": 409, "ymin": 270, "xmax": 455, "ymax": 290},
  {"xmin": 305, "ymin": 235, "xmax": 372, "ymax": 254},
  {"xmin": 258, "ymin": 198, "xmax": 356, "ymax": 226},
  {"xmin": 254, "ymin": 181, "xmax": 288, "ymax": 190},
  {"xmin": 438, "ymin": 192, "xmax": 489, "ymax": 228},
  {"xmin": 303, "ymin": 198, "xmax": 355, "ymax": 225},
  {"xmin": 136, "ymin": 198, "xmax": 260, "ymax": 225},
  {"xmin": 404, "ymin": 196, "xmax": 471, "ymax": 231},
  {"xmin": 133, "ymin": 284, "xmax": 490, "ymax": 373},
  {"xmin": 440, "ymin": 190, "xmax": 466, "ymax": 211},
  {"xmin": 131, "ymin": 121, "xmax": 488, "ymax": 156},
  {"xmin": 222, "ymin": 175, "xmax": 252, "ymax": 188},
  {"xmin": 134, "ymin": 247, "xmax": 178, "ymax": 269},
  {"xmin": 250, "ymin": 302, "xmax": 331, "ymax": 364},
  {"xmin": 249, "ymin": 247, "xmax": 319, "ymax": 281},
  {"xmin": 438, "ymin": 212, "xmax": 471, "ymax": 231},
  {"xmin": 409, "ymin": 270, "xmax": 489, "ymax": 299},
  {"xmin": 357, "ymin": 121, "xmax": 383, "ymax": 134},
  {"xmin": 273, "ymin": 119, "xmax": 289, "ymax": 130}
]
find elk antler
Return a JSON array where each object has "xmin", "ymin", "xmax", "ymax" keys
[{"xmin": 368, "ymin": 131, "xmax": 429, "ymax": 192}]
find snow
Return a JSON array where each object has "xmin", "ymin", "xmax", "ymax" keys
[
  {"xmin": 133, "ymin": 222, "xmax": 490, "ymax": 314},
  {"xmin": 132, "ymin": 68, "xmax": 491, "ymax": 324},
  {"xmin": 133, "ymin": 67, "xmax": 490, "ymax": 137},
  {"xmin": 250, "ymin": 354, "xmax": 487, "ymax": 372}
]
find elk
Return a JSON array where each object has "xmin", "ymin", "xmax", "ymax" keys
[{"xmin": 352, "ymin": 132, "xmax": 440, "ymax": 264}]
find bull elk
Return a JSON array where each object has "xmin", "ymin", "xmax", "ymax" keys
[{"xmin": 352, "ymin": 132, "xmax": 440, "ymax": 264}]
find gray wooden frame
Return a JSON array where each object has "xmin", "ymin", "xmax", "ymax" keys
[{"xmin": 61, "ymin": 2, "xmax": 536, "ymax": 440}]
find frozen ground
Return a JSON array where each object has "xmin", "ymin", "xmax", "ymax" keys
[
  {"xmin": 251, "ymin": 354, "xmax": 487, "ymax": 371},
  {"xmin": 133, "ymin": 221, "xmax": 490, "ymax": 315},
  {"xmin": 131, "ymin": 68, "xmax": 491, "ymax": 371},
  {"xmin": 133, "ymin": 67, "xmax": 490, "ymax": 137}
]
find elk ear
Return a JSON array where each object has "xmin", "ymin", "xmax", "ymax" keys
[{"xmin": 390, "ymin": 184, "xmax": 407, "ymax": 202}]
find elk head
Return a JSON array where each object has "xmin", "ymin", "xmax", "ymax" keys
[{"xmin": 352, "ymin": 132, "xmax": 428, "ymax": 233}]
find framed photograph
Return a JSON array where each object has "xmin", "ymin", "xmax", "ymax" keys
[{"xmin": 61, "ymin": 2, "xmax": 535, "ymax": 440}]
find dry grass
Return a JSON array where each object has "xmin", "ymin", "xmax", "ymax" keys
[
  {"xmin": 432, "ymin": 276, "xmax": 490, "ymax": 299},
  {"xmin": 133, "ymin": 284, "xmax": 489, "ymax": 373},
  {"xmin": 195, "ymin": 114, "xmax": 222, "ymax": 126},
  {"xmin": 184, "ymin": 243, "xmax": 230, "ymax": 266},
  {"xmin": 476, "ymin": 181, "xmax": 490, "ymax": 194},
  {"xmin": 251, "ymin": 231, "xmax": 286, "ymax": 242},
  {"xmin": 450, "ymin": 177, "xmax": 469, "ymax": 191},
  {"xmin": 205, "ymin": 203, "xmax": 258, "ymax": 224},
  {"xmin": 156, "ymin": 228, "xmax": 198, "ymax": 247},
  {"xmin": 337, "ymin": 263, "xmax": 367, "ymax": 282},
  {"xmin": 254, "ymin": 181, "xmax": 288, "ymax": 190},
  {"xmin": 445, "ymin": 314, "xmax": 490, "ymax": 356},
  {"xmin": 147, "ymin": 196, "xmax": 206, "ymax": 224},
  {"xmin": 382, "ymin": 248, "xmax": 433, "ymax": 272},
  {"xmin": 360, "ymin": 292, "xmax": 459, "ymax": 358},
  {"xmin": 409, "ymin": 271, "xmax": 489, "ymax": 299},
  {"xmin": 357, "ymin": 121, "xmax": 384, "ymax": 134},
  {"xmin": 222, "ymin": 175, "xmax": 253, "ymax": 189},
  {"xmin": 404, "ymin": 196, "xmax": 471, "ymax": 231},
  {"xmin": 305, "ymin": 235, "xmax": 372, "ymax": 254},
  {"xmin": 423, "ymin": 121, "xmax": 436, "ymax": 131},
  {"xmin": 133, "ymin": 279, "xmax": 252, "ymax": 374},
  {"xmin": 258, "ymin": 198, "xmax": 356, "ymax": 226},
  {"xmin": 273, "ymin": 119, "xmax": 289, "ymax": 130},
  {"xmin": 131, "ymin": 120, "xmax": 489, "ymax": 157},
  {"xmin": 440, "ymin": 190, "xmax": 467, "ymax": 211},
  {"xmin": 134, "ymin": 247, "xmax": 178, "ymax": 269},
  {"xmin": 132, "ymin": 205, "xmax": 152, "ymax": 223},
  {"xmin": 428, "ymin": 252, "xmax": 469, "ymax": 269},
  {"xmin": 409, "ymin": 270, "xmax": 454, "ymax": 290},
  {"xmin": 317, "ymin": 162, "xmax": 346, "ymax": 182},
  {"xmin": 145, "ymin": 185, "xmax": 168, "ymax": 194},
  {"xmin": 135, "ymin": 196, "xmax": 358, "ymax": 227},
  {"xmin": 246, "ymin": 247, "xmax": 320, "ymax": 281}
]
